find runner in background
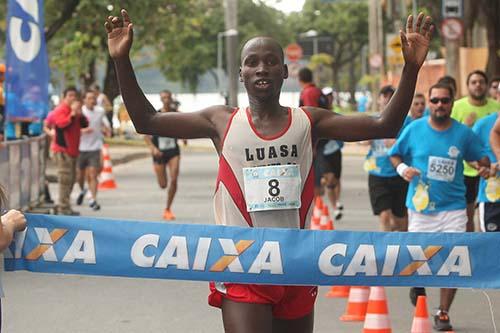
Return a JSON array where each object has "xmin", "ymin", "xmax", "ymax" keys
[
  {"xmin": 364, "ymin": 86, "xmax": 409, "ymax": 231},
  {"xmin": 490, "ymin": 110, "xmax": 500, "ymax": 166},
  {"xmin": 404, "ymin": 93, "xmax": 426, "ymax": 126},
  {"xmin": 488, "ymin": 76, "xmax": 500, "ymax": 99},
  {"xmin": 389, "ymin": 82, "xmax": 490, "ymax": 331},
  {"xmin": 90, "ymin": 84, "xmax": 114, "ymax": 137},
  {"xmin": 298, "ymin": 68, "xmax": 345, "ymax": 217},
  {"xmin": 76, "ymin": 91, "xmax": 111, "ymax": 211},
  {"xmin": 143, "ymin": 90, "xmax": 184, "ymax": 221},
  {"xmin": 472, "ymin": 112, "xmax": 500, "ymax": 232},
  {"xmin": 451, "ymin": 70, "xmax": 500, "ymax": 231}
]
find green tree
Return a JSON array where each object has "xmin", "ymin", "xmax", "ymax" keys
[
  {"xmin": 2, "ymin": 0, "xmax": 292, "ymax": 100},
  {"xmin": 287, "ymin": 0, "xmax": 369, "ymax": 104},
  {"xmin": 151, "ymin": 0, "xmax": 291, "ymax": 92}
]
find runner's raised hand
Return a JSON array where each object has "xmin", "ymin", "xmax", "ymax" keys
[
  {"xmin": 401, "ymin": 13, "xmax": 433, "ymax": 69},
  {"xmin": 105, "ymin": 9, "xmax": 133, "ymax": 60}
]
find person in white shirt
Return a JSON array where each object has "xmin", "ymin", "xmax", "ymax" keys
[{"xmin": 76, "ymin": 91, "xmax": 111, "ymax": 211}]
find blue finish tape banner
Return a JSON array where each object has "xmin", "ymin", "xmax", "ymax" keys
[
  {"xmin": 5, "ymin": 214, "xmax": 500, "ymax": 289},
  {"xmin": 5, "ymin": 0, "xmax": 50, "ymax": 122}
]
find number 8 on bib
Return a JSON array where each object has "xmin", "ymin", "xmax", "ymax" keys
[{"xmin": 243, "ymin": 164, "xmax": 302, "ymax": 212}]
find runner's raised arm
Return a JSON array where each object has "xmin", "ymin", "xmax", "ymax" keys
[
  {"xmin": 309, "ymin": 13, "xmax": 434, "ymax": 142},
  {"xmin": 105, "ymin": 9, "xmax": 231, "ymax": 144}
]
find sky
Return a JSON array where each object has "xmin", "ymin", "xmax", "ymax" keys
[{"xmin": 261, "ymin": 0, "xmax": 305, "ymax": 14}]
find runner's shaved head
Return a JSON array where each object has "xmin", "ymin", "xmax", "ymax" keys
[{"xmin": 240, "ymin": 37, "xmax": 284, "ymax": 64}]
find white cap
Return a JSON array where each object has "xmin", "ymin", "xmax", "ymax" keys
[{"xmin": 322, "ymin": 87, "xmax": 333, "ymax": 95}]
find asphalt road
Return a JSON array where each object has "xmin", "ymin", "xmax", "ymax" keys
[{"xmin": 4, "ymin": 149, "xmax": 499, "ymax": 332}]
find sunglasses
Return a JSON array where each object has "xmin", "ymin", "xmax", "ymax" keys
[{"xmin": 429, "ymin": 97, "xmax": 451, "ymax": 105}]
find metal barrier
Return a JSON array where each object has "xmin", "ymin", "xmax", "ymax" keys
[{"xmin": 0, "ymin": 135, "xmax": 47, "ymax": 210}]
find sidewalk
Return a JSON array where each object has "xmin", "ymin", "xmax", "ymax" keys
[
  {"xmin": 105, "ymin": 137, "xmax": 370, "ymax": 156},
  {"xmin": 46, "ymin": 139, "xmax": 369, "ymax": 180}
]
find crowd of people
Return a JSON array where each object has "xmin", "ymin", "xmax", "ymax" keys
[
  {"xmin": 43, "ymin": 86, "xmax": 111, "ymax": 215},
  {"xmin": 297, "ymin": 49, "xmax": 500, "ymax": 332}
]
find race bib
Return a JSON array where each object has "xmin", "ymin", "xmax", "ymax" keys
[
  {"xmin": 243, "ymin": 164, "xmax": 301, "ymax": 212},
  {"xmin": 371, "ymin": 140, "xmax": 388, "ymax": 157},
  {"xmin": 427, "ymin": 156, "xmax": 456, "ymax": 182},
  {"xmin": 158, "ymin": 137, "xmax": 177, "ymax": 150}
]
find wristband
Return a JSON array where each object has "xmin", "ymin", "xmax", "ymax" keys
[{"xmin": 396, "ymin": 163, "xmax": 409, "ymax": 177}]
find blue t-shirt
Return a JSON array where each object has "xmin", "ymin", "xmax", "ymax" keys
[
  {"xmin": 472, "ymin": 113, "xmax": 499, "ymax": 203},
  {"xmin": 364, "ymin": 116, "xmax": 412, "ymax": 177},
  {"xmin": 389, "ymin": 118, "xmax": 485, "ymax": 213}
]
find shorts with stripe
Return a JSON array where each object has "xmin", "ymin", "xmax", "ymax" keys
[{"xmin": 208, "ymin": 282, "xmax": 317, "ymax": 320}]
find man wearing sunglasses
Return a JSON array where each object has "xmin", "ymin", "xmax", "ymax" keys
[
  {"xmin": 451, "ymin": 70, "xmax": 500, "ymax": 231},
  {"xmin": 389, "ymin": 82, "xmax": 490, "ymax": 332}
]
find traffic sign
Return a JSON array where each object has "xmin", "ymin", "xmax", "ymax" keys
[
  {"xmin": 441, "ymin": 18, "xmax": 464, "ymax": 41},
  {"xmin": 386, "ymin": 34, "xmax": 404, "ymax": 66},
  {"xmin": 285, "ymin": 43, "xmax": 303, "ymax": 62},
  {"xmin": 442, "ymin": 0, "xmax": 463, "ymax": 18}
]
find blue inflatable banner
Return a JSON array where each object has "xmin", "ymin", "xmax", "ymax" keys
[
  {"xmin": 5, "ymin": 214, "xmax": 500, "ymax": 289},
  {"xmin": 5, "ymin": 0, "xmax": 49, "ymax": 134}
]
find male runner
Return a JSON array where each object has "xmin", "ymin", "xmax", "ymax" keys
[
  {"xmin": 297, "ymin": 67, "xmax": 344, "ymax": 217},
  {"xmin": 405, "ymin": 93, "xmax": 425, "ymax": 124},
  {"xmin": 488, "ymin": 76, "xmax": 500, "ymax": 99},
  {"xmin": 451, "ymin": 70, "xmax": 500, "ymax": 231},
  {"xmin": 76, "ymin": 90, "xmax": 111, "ymax": 211},
  {"xmin": 389, "ymin": 83, "xmax": 490, "ymax": 331},
  {"xmin": 473, "ymin": 112, "xmax": 500, "ymax": 232},
  {"xmin": 106, "ymin": 10, "xmax": 432, "ymax": 333},
  {"xmin": 90, "ymin": 84, "xmax": 114, "ymax": 136},
  {"xmin": 364, "ymin": 86, "xmax": 409, "ymax": 231},
  {"xmin": 491, "ymin": 112, "xmax": 500, "ymax": 164},
  {"xmin": 143, "ymin": 90, "xmax": 182, "ymax": 220}
]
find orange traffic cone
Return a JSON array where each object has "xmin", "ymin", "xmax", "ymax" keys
[
  {"xmin": 340, "ymin": 286, "xmax": 370, "ymax": 322},
  {"xmin": 325, "ymin": 285, "xmax": 350, "ymax": 298},
  {"xmin": 319, "ymin": 205, "xmax": 335, "ymax": 230},
  {"xmin": 363, "ymin": 287, "xmax": 392, "ymax": 333},
  {"xmin": 411, "ymin": 296, "xmax": 432, "ymax": 333},
  {"xmin": 98, "ymin": 144, "xmax": 117, "ymax": 190},
  {"xmin": 310, "ymin": 196, "xmax": 323, "ymax": 230}
]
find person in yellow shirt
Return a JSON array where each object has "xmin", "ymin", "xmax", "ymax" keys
[{"xmin": 451, "ymin": 70, "xmax": 500, "ymax": 231}]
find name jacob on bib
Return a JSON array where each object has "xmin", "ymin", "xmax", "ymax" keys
[{"xmin": 243, "ymin": 164, "xmax": 302, "ymax": 212}]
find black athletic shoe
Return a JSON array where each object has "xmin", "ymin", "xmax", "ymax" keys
[
  {"xmin": 90, "ymin": 201, "xmax": 101, "ymax": 211},
  {"xmin": 433, "ymin": 310, "xmax": 453, "ymax": 331},
  {"xmin": 409, "ymin": 287, "xmax": 426, "ymax": 306},
  {"xmin": 76, "ymin": 189, "xmax": 87, "ymax": 205}
]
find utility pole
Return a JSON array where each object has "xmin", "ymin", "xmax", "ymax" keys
[
  {"xmin": 369, "ymin": 0, "xmax": 384, "ymax": 112},
  {"xmin": 224, "ymin": 0, "xmax": 238, "ymax": 107},
  {"xmin": 442, "ymin": 0, "xmax": 464, "ymax": 96}
]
